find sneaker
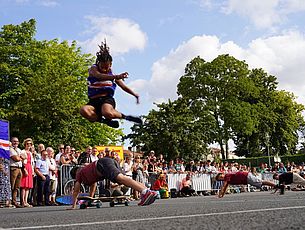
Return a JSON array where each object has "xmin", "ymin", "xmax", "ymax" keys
[
  {"xmin": 125, "ymin": 115, "xmax": 143, "ymax": 125},
  {"xmin": 138, "ymin": 190, "xmax": 158, "ymax": 206},
  {"xmin": 101, "ymin": 118, "xmax": 119, "ymax": 128}
]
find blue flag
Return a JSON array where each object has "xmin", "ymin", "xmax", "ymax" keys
[{"xmin": 0, "ymin": 120, "xmax": 10, "ymax": 159}]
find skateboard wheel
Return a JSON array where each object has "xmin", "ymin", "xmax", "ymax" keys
[
  {"xmin": 80, "ymin": 204, "xmax": 87, "ymax": 209},
  {"xmin": 96, "ymin": 203, "xmax": 101, "ymax": 208},
  {"xmin": 124, "ymin": 201, "xmax": 129, "ymax": 206},
  {"xmin": 110, "ymin": 201, "xmax": 115, "ymax": 207}
]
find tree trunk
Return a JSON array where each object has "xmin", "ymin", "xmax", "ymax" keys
[
  {"xmin": 225, "ymin": 141, "xmax": 229, "ymax": 159},
  {"xmin": 220, "ymin": 140, "xmax": 225, "ymax": 159}
]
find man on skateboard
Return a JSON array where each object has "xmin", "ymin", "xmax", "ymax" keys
[
  {"xmin": 68, "ymin": 157, "xmax": 157, "ymax": 209},
  {"xmin": 216, "ymin": 171, "xmax": 276, "ymax": 198},
  {"xmin": 273, "ymin": 172, "xmax": 305, "ymax": 194}
]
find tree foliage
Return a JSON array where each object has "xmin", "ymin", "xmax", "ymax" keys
[
  {"xmin": 128, "ymin": 54, "xmax": 305, "ymax": 159},
  {"xmin": 128, "ymin": 98, "xmax": 209, "ymax": 161},
  {"xmin": 0, "ymin": 19, "xmax": 123, "ymax": 149}
]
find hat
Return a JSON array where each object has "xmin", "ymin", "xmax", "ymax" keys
[{"xmin": 23, "ymin": 138, "xmax": 33, "ymax": 147}]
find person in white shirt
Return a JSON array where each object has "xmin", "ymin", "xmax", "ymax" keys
[
  {"xmin": 90, "ymin": 147, "xmax": 99, "ymax": 162},
  {"xmin": 124, "ymin": 157, "xmax": 133, "ymax": 177},
  {"xmin": 46, "ymin": 147, "xmax": 58, "ymax": 205},
  {"xmin": 35, "ymin": 150, "xmax": 50, "ymax": 206},
  {"xmin": 55, "ymin": 144, "xmax": 65, "ymax": 166},
  {"xmin": 9, "ymin": 137, "xmax": 25, "ymax": 208},
  {"xmin": 205, "ymin": 160, "xmax": 217, "ymax": 174}
]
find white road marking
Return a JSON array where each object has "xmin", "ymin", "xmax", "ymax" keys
[{"xmin": 5, "ymin": 205, "xmax": 305, "ymax": 229}]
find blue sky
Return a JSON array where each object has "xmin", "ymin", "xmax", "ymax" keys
[{"xmin": 1, "ymin": 0, "xmax": 305, "ymax": 148}]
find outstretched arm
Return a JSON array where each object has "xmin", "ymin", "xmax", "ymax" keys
[
  {"xmin": 219, "ymin": 181, "xmax": 229, "ymax": 198},
  {"xmin": 116, "ymin": 79, "xmax": 140, "ymax": 104},
  {"xmin": 89, "ymin": 66, "xmax": 128, "ymax": 81},
  {"xmin": 68, "ymin": 181, "xmax": 81, "ymax": 210}
]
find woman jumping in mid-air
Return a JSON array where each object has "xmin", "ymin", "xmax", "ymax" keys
[{"xmin": 80, "ymin": 40, "xmax": 142, "ymax": 128}]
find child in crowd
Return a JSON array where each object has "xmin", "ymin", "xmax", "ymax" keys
[
  {"xmin": 68, "ymin": 157, "xmax": 157, "ymax": 209},
  {"xmin": 80, "ymin": 40, "xmax": 142, "ymax": 128},
  {"xmin": 152, "ymin": 173, "xmax": 169, "ymax": 199}
]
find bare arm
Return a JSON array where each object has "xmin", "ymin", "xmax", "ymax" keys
[
  {"xmin": 115, "ymin": 79, "xmax": 140, "ymax": 104},
  {"xmin": 89, "ymin": 66, "xmax": 128, "ymax": 81},
  {"xmin": 11, "ymin": 154, "xmax": 24, "ymax": 162},
  {"xmin": 60, "ymin": 155, "xmax": 71, "ymax": 165},
  {"xmin": 219, "ymin": 181, "xmax": 229, "ymax": 198},
  {"xmin": 68, "ymin": 181, "xmax": 81, "ymax": 210}
]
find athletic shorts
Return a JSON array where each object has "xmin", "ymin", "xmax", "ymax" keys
[
  {"xmin": 247, "ymin": 172, "xmax": 262, "ymax": 188},
  {"xmin": 96, "ymin": 157, "xmax": 122, "ymax": 183},
  {"xmin": 87, "ymin": 96, "xmax": 116, "ymax": 118}
]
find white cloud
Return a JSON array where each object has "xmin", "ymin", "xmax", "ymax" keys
[
  {"xmin": 281, "ymin": 0, "xmax": 305, "ymax": 14},
  {"xmin": 198, "ymin": 0, "xmax": 305, "ymax": 29},
  {"xmin": 14, "ymin": 0, "xmax": 59, "ymax": 6},
  {"xmin": 197, "ymin": 0, "xmax": 214, "ymax": 10},
  {"xmin": 38, "ymin": 0, "xmax": 58, "ymax": 7},
  {"xmin": 222, "ymin": 0, "xmax": 283, "ymax": 29},
  {"xmin": 135, "ymin": 31, "xmax": 305, "ymax": 107},
  {"xmin": 78, "ymin": 16, "xmax": 147, "ymax": 57},
  {"xmin": 14, "ymin": 0, "xmax": 30, "ymax": 3}
]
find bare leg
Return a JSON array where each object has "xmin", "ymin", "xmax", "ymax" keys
[
  {"xmin": 102, "ymin": 103, "xmax": 123, "ymax": 120},
  {"xmin": 80, "ymin": 105, "xmax": 99, "ymax": 122},
  {"xmin": 115, "ymin": 173, "xmax": 146, "ymax": 192},
  {"xmin": 24, "ymin": 189, "xmax": 30, "ymax": 205},
  {"xmin": 89, "ymin": 183, "xmax": 97, "ymax": 197},
  {"xmin": 262, "ymin": 180, "xmax": 276, "ymax": 188},
  {"xmin": 133, "ymin": 189, "xmax": 139, "ymax": 200},
  {"xmin": 68, "ymin": 181, "xmax": 81, "ymax": 210},
  {"xmin": 20, "ymin": 188, "xmax": 25, "ymax": 205}
]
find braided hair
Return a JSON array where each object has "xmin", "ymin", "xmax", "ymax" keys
[{"xmin": 96, "ymin": 40, "xmax": 112, "ymax": 64}]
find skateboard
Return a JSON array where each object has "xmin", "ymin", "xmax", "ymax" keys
[{"xmin": 77, "ymin": 195, "xmax": 130, "ymax": 209}]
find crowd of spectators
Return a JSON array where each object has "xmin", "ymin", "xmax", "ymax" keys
[{"xmin": 1, "ymin": 138, "xmax": 305, "ymax": 208}]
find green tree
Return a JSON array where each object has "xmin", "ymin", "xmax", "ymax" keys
[
  {"xmin": 178, "ymin": 55, "xmax": 260, "ymax": 158},
  {"xmin": 0, "ymin": 19, "xmax": 37, "ymax": 118},
  {"xmin": 128, "ymin": 98, "xmax": 209, "ymax": 161},
  {"xmin": 177, "ymin": 55, "xmax": 304, "ymax": 158},
  {"xmin": 0, "ymin": 19, "xmax": 123, "ymax": 149}
]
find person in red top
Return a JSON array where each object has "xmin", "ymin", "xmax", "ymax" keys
[
  {"xmin": 20, "ymin": 138, "xmax": 34, "ymax": 207},
  {"xmin": 69, "ymin": 157, "xmax": 157, "ymax": 209},
  {"xmin": 216, "ymin": 171, "xmax": 276, "ymax": 198},
  {"xmin": 152, "ymin": 174, "xmax": 168, "ymax": 198}
]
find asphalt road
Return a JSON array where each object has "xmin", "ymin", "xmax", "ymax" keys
[{"xmin": 1, "ymin": 191, "xmax": 305, "ymax": 230}]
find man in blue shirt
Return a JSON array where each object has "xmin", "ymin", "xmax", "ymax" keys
[{"xmin": 35, "ymin": 150, "xmax": 50, "ymax": 206}]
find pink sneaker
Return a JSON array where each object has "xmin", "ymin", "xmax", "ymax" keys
[{"xmin": 138, "ymin": 190, "xmax": 158, "ymax": 206}]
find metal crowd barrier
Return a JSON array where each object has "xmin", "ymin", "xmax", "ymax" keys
[
  {"xmin": 167, "ymin": 173, "xmax": 186, "ymax": 191},
  {"xmin": 261, "ymin": 172, "xmax": 278, "ymax": 184},
  {"xmin": 58, "ymin": 164, "xmax": 74, "ymax": 195},
  {"xmin": 191, "ymin": 173, "xmax": 212, "ymax": 191},
  {"xmin": 166, "ymin": 173, "xmax": 212, "ymax": 191}
]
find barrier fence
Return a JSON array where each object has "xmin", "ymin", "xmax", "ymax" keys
[{"xmin": 58, "ymin": 165, "xmax": 278, "ymax": 196}]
